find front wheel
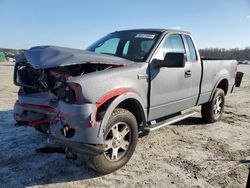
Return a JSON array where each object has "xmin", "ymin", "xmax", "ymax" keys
[
  {"xmin": 201, "ymin": 88, "xmax": 225, "ymax": 123},
  {"xmin": 89, "ymin": 108, "xmax": 138, "ymax": 174}
]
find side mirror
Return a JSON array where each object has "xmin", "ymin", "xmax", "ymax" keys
[{"xmin": 154, "ymin": 52, "xmax": 186, "ymax": 68}]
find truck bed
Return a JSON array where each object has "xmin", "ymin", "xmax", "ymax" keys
[{"xmin": 198, "ymin": 58, "xmax": 237, "ymax": 105}]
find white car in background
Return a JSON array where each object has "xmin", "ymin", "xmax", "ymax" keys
[{"xmin": 8, "ymin": 57, "xmax": 16, "ymax": 62}]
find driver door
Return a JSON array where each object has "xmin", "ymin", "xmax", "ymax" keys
[{"xmin": 148, "ymin": 34, "xmax": 194, "ymax": 120}]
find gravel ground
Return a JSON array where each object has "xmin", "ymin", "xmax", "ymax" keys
[{"xmin": 0, "ymin": 62, "xmax": 249, "ymax": 188}]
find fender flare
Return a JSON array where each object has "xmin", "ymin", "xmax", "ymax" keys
[
  {"xmin": 97, "ymin": 92, "xmax": 147, "ymax": 139},
  {"xmin": 209, "ymin": 75, "xmax": 229, "ymax": 102}
]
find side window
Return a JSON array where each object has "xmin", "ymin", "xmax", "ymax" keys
[
  {"xmin": 185, "ymin": 35, "xmax": 197, "ymax": 61},
  {"xmin": 155, "ymin": 34, "xmax": 185, "ymax": 60},
  {"xmin": 95, "ymin": 38, "xmax": 120, "ymax": 55}
]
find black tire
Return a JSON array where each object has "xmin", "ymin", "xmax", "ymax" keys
[
  {"xmin": 201, "ymin": 88, "xmax": 225, "ymax": 123},
  {"xmin": 89, "ymin": 108, "xmax": 138, "ymax": 174}
]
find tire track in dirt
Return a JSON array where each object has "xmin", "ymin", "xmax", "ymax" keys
[{"xmin": 222, "ymin": 110, "xmax": 250, "ymax": 125}]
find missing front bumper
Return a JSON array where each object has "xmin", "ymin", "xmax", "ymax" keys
[{"xmin": 14, "ymin": 94, "xmax": 104, "ymax": 145}]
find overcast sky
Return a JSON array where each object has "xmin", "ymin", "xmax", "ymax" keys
[{"xmin": 0, "ymin": 0, "xmax": 249, "ymax": 49}]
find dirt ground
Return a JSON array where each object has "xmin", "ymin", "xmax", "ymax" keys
[{"xmin": 0, "ymin": 62, "xmax": 249, "ymax": 188}]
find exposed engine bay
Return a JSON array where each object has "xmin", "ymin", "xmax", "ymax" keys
[{"xmin": 14, "ymin": 62, "xmax": 116, "ymax": 104}]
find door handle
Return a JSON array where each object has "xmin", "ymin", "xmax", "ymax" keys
[{"xmin": 185, "ymin": 70, "xmax": 191, "ymax": 78}]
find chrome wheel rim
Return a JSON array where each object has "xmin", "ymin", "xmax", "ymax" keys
[
  {"xmin": 213, "ymin": 95, "xmax": 223, "ymax": 117},
  {"xmin": 104, "ymin": 122, "xmax": 131, "ymax": 161}
]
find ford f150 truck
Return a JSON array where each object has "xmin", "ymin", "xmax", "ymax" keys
[{"xmin": 14, "ymin": 29, "xmax": 239, "ymax": 174}]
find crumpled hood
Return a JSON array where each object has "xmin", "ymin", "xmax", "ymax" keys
[{"xmin": 15, "ymin": 45, "xmax": 133, "ymax": 69}]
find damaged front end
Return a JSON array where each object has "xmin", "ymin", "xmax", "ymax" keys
[{"xmin": 13, "ymin": 45, "xmax": 132, "ymax": 155}]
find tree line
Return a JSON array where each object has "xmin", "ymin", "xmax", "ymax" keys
[
  {"xmin": 0, "ymin": 48, "xmax": 22, "ymax": 58},
  {"xmin": 199, "ymin": 48, "xmax": 250, "ymax": 61}
]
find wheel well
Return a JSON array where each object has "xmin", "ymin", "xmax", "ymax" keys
[
  {"xmin": 96, "ymin": 97, "xmax": 145, "ymax": 126},
  {"xmin": 117, "ymin": 99, "xmax": 144, "ymax": 125},
  {"xmin": 96, "ymin": 98, "xmax": 115, "ymax": 121},
  {"xmin": 217, "ymin": 79, "xmax": 229, "ymax": 95}
]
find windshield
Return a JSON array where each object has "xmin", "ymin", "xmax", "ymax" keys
[{"xmin": 86, "ymin": 31, "xmax": 160, "ymax": 62}]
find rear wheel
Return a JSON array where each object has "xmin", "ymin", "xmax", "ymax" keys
[
  {"xmin": 89, "ymin": 108, "xmax": 138, "ymax": 174},
  {"xmin": 201, "ymin": 88, "xmax": 225, "ymax": 123}
]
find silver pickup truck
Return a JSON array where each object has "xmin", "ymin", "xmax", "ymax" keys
[{"xmin": 14, "ymin": 29, "xmax": 239, "ymax": 173}]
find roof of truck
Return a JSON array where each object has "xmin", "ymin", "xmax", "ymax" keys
[{"xmin": 115, "ymin": 28, "xmax": 191, "ymax": 34}]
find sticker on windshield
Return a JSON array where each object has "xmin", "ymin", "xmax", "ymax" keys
[{"xmin": 135, "ymin": 34, "xmax": 155, "ymax": 39}]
